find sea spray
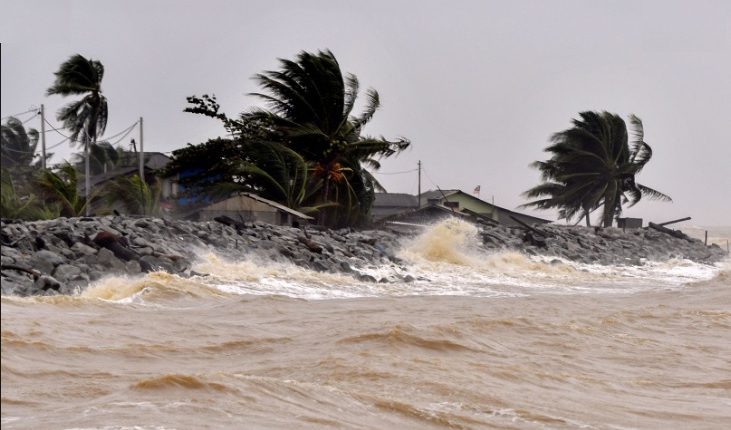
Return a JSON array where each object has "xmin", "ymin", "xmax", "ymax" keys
[{"xmin": 400, "ymin": 218, "xmax": 482, "ymax": 265}]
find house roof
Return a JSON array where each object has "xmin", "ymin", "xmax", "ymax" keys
[
  {"xmin": 418, "ymin": 189, "xmax": 552, "ymax": 224},
  {"xmin": 208, "ymin": 192, "xmax": 314, "ymax": 220},
  {"xmin": 419, "ymin": 189, "xmax": 459, "ymax": 201},
  {"xmin": 378, "ymin": 203, "xmax": 470, "ymax": 224},
  {"xmin": 373, "ymin": 192, "xmax": 419, "ymax": 208}
]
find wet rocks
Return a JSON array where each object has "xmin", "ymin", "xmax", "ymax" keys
[{"xmin": 0, "ymin": 215, "xmax": 726, "ymax": 297}]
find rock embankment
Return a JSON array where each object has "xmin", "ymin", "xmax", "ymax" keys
[{"xmin": 1, "ymin": 216, "xmax": 726, "ymax": 296}]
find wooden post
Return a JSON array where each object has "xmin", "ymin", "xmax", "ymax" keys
[
  {"xmin": 705, "ymin": 230, "xmax": 708, "ymax": 246},
  {"xmin": 40, "ymin": 104, "xmax": 47, "ymax": 169},
  {"xmin": 417, "ymin": 160, "xmax": 421, "ymax": 208},
  {"xmin": 139, "ymin": 117, "xmax": 144, "ymax": 182}
]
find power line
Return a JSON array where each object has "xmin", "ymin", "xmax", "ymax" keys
[
  {"xmin": 1, "ymin": 146, "xmax": 39, "ymax": 154},
  {"xmin": 107, "ymin": 122, "xmax": 138, "ymax": 146},
  {"xmin": 102, "ymin": 121, "xmax": 138, "ymax": 142},
  {"xmin": 20, "ymin": 112, "xmax": 40, "ymax": 125},
  {"xmin": 46, "ymin": 137, "xmax": 71, "ymax": 150},
  {"xmin": 373, "ymin": 168, "xmax": 418, "ymax": 175},
  {"xmin": 1, "ymin": 107, "xmax": 38, "ymax": 121},
  {"xmin": 43, "ymin": 117, "xmax": 71, "ymax": 139}
]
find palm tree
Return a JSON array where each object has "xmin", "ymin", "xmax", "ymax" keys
[
  {"xmin": 71, "ymin": 141, "xmax": 123, "ymax": 175},
  {"xmin": 47, "ymin": 54, "xmax": 108, "ymax": 216},
  {"xmin": 0, "ymin": 169, "xmax": 58, "ymax": 220},
  {"xmin": 102, "ymin": 174, "xmax": 161, "ymax": 216},
  {"xmin": 35, "ymin": 163, "xmax": 90, "ymax": 217},
  {"xmin": 523, "ymin": 111, "xmax": 671, "ymax": 227},
  {"xmin": 232, "ymin": 141, "xmax": 335, "ymax": 214},
  {"xmin": 244, "ymin": 49, "xmax": 410, "ymax": 226},
  {"xmin": 1, "ymin": 116, "xmax": 40, "ymax": 168}
]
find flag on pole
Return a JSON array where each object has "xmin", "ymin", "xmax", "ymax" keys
[{"xmin": 473, "ymin": 185, "xmax": 480, "ymax": 197}]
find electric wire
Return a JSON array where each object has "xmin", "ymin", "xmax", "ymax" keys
[
  {"xmin": 1, "ymin": 108, "xmax": 38, "ymax": 121},
  {"xmin": 20, "ymin": 112, "xmax": 40, "ymax": 125},
  {"xmin": 43, "ymin": 117, "xmax": 71, "ymax": 139},
  {"xmin": 373, "ymin": 168, "xmax": 418, "ymax": 175}
]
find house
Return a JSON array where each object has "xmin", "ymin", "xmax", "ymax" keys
[
  {"xmin": 197, "ymin": 192, "xmax": 313, "ymax": 226},
  {"xmin": 417, "ymin": 189, "xmax": 551, "ymax": 227},
  {"xmin": 80, "ymin": 151, "xmax": 176, "ymax": 199},
  {"xmin": 373, "ymin": 189, "xmax": 551, "ymax": 227},
  {"xmin": 371, "ymin": 193, "xmax": 418, "ymax": 222}
]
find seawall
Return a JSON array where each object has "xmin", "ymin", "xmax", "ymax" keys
[{"xmin": 1, "ymin": 216, "xmax": 726, "ymax": 296}]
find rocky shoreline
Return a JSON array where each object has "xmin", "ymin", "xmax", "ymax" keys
[{"xmin": 1, "ymin": 216, "xmax": 726, "ymax": 297}]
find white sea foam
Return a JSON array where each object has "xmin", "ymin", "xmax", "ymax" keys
[{"xmin": 75, "ymin": 220, "xmax": 723, "ymax": 303}]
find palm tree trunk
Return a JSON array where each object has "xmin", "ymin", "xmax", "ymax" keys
[
  {"xmin": 585, "ymin": 212, "xmax": 591, "ymax": 227},
  {"xmin": 85, "ymin": 139, "xmax": 91, "ymax": 216},
  {"xmin": 320, "ymin": 177, "xmax": 330, "ymax": 226}
]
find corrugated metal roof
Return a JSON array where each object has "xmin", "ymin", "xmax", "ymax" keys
[
  {"xmin": 373, "ymin": 193, "xmax": 418, "ymax": 208},
  {"xmin": 419, "ymin": 189, "xmax": 459, "ymax": 201},
  {"xmin": 237, "ymin": 192, "xmax": 314, "ymax": 220}
]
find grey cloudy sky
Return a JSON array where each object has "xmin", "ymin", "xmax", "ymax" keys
[{"xmin": 2, "ymin": 0, "xmax": 729, "ymax": 225}]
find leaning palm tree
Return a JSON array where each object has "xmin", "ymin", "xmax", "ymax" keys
[
  {"xmin": 71, "ymin": 141, "xmax": 123, "ymax": 175},
  {"xmin": 47, "ymin": 54, "xmax": 108, "ymax": 216},
  {"xmin": 102, "ymin": 174, "xmax": 161, "ymax": 216},
  {"xmin": 1, "ymin": 117, "xmax": 40, "ymax": 168},
  {"xmin": 0, "ymin": 169, "xmax": 58, "ymax": 220},
  {"xmin": 244, "ymin": 49, "xmax": 410, "ymax": 226},
  {"xmin": 35, "ymin": 163, "xmax": 90, "ymax": 217},
  {"xmin": 522, "ymin": 111, "xmax": 671, "ymax": 227}
]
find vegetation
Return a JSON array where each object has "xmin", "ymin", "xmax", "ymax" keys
[
  {"xmin": 102, "ymin": 174, "xmax": 161, "ymax": 216},
  {"xmin": 71, "ymin": 141, "xmax": 124, "ymax": 175},
  {"xmin": 522, "ymin": 111, "xmax": 671, "ymax": 227},
  {"xmin": 171, "ymin": 50, "xmax": 410, "ymax": 227},
  {"xmin": 1, "ymin": 116, "xmax": 42, "ymax": 168},
  {"xmin": 34, "ymin": 163, "xmax": 91, "ymax": 218},
  {"xmin": 47, "ymin": 54, "xmax": 108, "ymax": 215},
  {"xmin": 0, "ymin": 170, "xmax": 58, "ymax": 220}
]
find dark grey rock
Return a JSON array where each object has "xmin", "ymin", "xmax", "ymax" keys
[
  {"xmin": 34, "ymin": 275, "xmax": 61, "ymax": 291},
  {"xmin": 71, "ymin": 242, "xmax": 97, "ymax": 256},
  {"xmin": 53, "ymin": 264, "xmax": 82, "ymax": 282},
  {"xmin": 35, "ymin": 250, "xmax": 65, "ymax": 267},
  {"xmin": 96, "ymin": 248, "xmax": 126, "ymax": 271},
  {"xmin": 125, "ymin": 260, "xmax": 142, "ymax": 274},
  {"xmin": 357, "ymin": 274, "xmax": 378, "ymax": 283},
  {"xmin": 139, "ymin": 255, "xmax": 174, "ymax": 273}
]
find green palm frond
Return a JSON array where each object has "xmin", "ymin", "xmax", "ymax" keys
[{"xmin": 102, "ymin": 174, "xmax": 161, "ymax": 216}]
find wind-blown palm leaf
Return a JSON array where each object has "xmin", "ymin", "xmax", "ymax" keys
[
  {"xmin": 102, "ymin": 174, "xmax": 161, "ymax": 216},
  {"xmin": 48, "ymin": 54, "xmax": 108, "ymax": 147},
  {"xmin": 244, "ymin": 49, "xmax": 410, "ymax": 227},
  {"xmin": 35, "ymin": 163, "xmax": 90, "ymax": 217}
]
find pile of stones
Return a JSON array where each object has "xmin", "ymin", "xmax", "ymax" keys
[{"xmin": 1, "ymin": 215, "xmax": 725, "ymax": 296}]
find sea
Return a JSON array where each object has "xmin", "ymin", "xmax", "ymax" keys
[{"xmin": 2, "ymin": 220, "xmax": 730, "ymax": 429}]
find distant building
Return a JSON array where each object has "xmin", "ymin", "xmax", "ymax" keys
[
  {"xmin": 617, "ymin": 217, "xmax": 643, "ymax": 229},
  {"xmin": 197, "ymin": 192, "xmax": 313, "ymax": 226},
  {"xmin": 372, "ymin": 189, "xmax": 551, "ymax": 227},
  {"xmin": 80, "ymin": 151, "xmax": 176, "ymax": 199},
  {"xmin": 371, "ymin": 193, "xmax": 418, "ymax": 221}
]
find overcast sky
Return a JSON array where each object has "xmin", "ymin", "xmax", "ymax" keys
[{"xmin": 2, "ymin": 0, "xmax": 729, "ymax": 225}]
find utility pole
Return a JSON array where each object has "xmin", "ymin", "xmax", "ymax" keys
[
  {"xmin": 139, "ymin": 117, "xmax": 144, "ymax": 182},
  {"xmin": 40, "ymin": 104, "xmax": 47, "ymax": 169},
  {"xmin": 85, "ymin": 131, "xmax": 91, "ymax": 216},
  {"xmin": 417, "ymin": 160, "xmax": 422, "ymax": 208}
]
